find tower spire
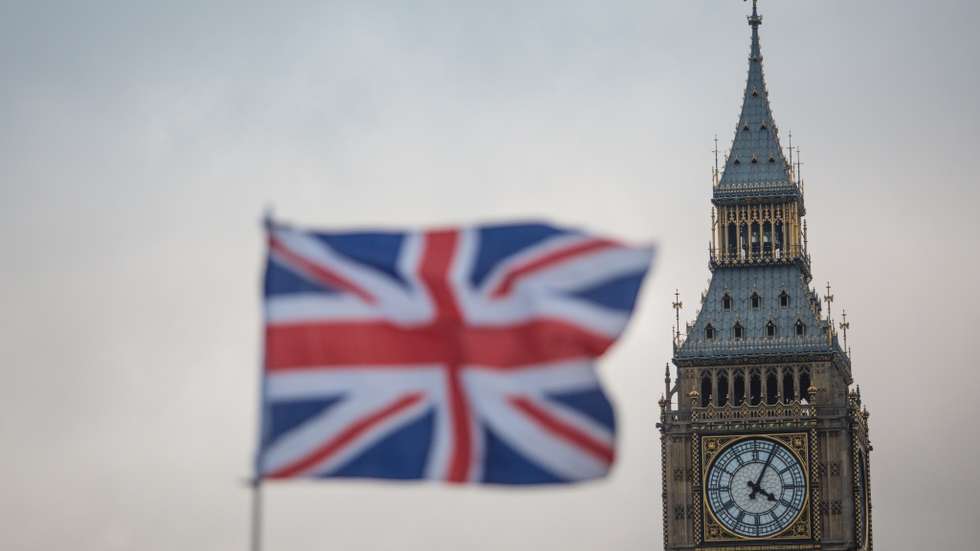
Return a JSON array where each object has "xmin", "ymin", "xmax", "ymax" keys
[{"xmin": 715, "ymin": 0, "xmax": 797, "ymax": 200}]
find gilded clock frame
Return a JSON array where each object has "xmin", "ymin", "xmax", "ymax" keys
[{"xmin": 698, "ymin": 432, "xmax": 816, "ymax": 545}]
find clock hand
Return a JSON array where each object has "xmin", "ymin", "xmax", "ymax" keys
[
  {"xmin": 749, "ymin": 447, "xmax": 777, "ymax": 499},
  {"xmin": 746, "ymin": 481, "xmax": 778, "ymax": 502}
]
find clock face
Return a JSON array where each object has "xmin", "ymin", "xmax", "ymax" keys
[{"xmin": 705, "ymin": 437, "xmax": 807, "ymax": 538}]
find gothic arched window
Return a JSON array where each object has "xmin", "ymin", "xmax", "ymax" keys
[
  {"xmin": 799, "ymin": 367, "xmax": 812, "ymax": 404},
  {"xmin": 751, "ymin": 222, "xmax": 761, "ymax": 256},
  {"xmin": 763, "ymin": 221, "xmax": 773, "ymax": 256},
  {"xmin": 700, "ymin": 371, "xmax": 712, "ymax": 407},
  {"xmin": 751, "ymin": 292, "xmax": 761, "ymax": 309},
  {"xmin": 795, "ymin": 319, "xmax": 806, "ymax": 336},
  {"xmin": 765, "ymin": 369, "xmax": 779, "ymax": 404},
  {"xmin": 727, "ymin": 223, "xmax": 737, "ymax": 256},
  {"xmin": 775, "ymin": 221, "xmax": 784, "ymax": 252},
  {"xmin": 780, "ymin": 290, "xmax": 790, "ymax": 307},
  {"xmin": 734, "ymin": 371, "xmax": 746, "ymax": 406},
  {"xmin": 733, "ymin": 322, "xmax": 744, "ymax": 340},
  {"xmin": 749, "ymin": 369, "xmax": 762, "ymax": 405},
  {"xmin": 718, "ymin": 371, "xmax": 729, "ymax": 406},
  {"xmin": 783, "ymin": 370, "xmax": 796, "ymax": 403},
  {"xmin": 705, "ymin": 324, "xmax": 715, "ymax": 340},
  {"xmin": 723, "ymin": 293, "xmax": 732, "ymax": 310},
  {"xmin": 766, "ymin": 320, "xmax": 777, "ymax": 337}
]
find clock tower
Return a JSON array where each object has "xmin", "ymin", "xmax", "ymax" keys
[{"xmin": 658, "ymin": 3, "xmax": 872, "ymax": 550}]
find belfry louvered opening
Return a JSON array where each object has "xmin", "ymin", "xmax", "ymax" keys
[{"xmin": 694, "ymin": 366, "xmax": 822, "ymax": 408}]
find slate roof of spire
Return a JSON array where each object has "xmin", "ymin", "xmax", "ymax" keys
[
  {"xmin": 674, "ymin": 264, "xmax": 847, "ymax": 367},
  {"xmin": 714, "ymin": 6, "xmax": 800, "ymax": 203}
]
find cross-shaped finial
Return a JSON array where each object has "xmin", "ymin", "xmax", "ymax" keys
[
  {"xmin": 795, "ymin": 146, "xmax": 803, "ymax": 189},
  {"xmin": 713, "ymin": 134, "xmax": 720, "ymax": 186},
  {"xmin": 839, "ymin": 310, "xmax": 850, "ymax": 352},
  {"xmin": 824, "ymin": 282, "xmax": 834, "ymax": 319},
  {"xmin": 672, "ymin": 289, "xmax": 684, "ymax": 346}
]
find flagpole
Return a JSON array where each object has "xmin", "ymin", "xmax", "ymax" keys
[
  {"xmin": 251, "ymin": 208, "xmax": 274, "ymax": 551},
  {"xmin": 250, "ymin": 479, "xmax": 263, "ymax": 551}
]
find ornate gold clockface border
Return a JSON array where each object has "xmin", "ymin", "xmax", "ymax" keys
[{"xmin": 700, "ymin": 432, "xmax": 814, "ymax": 544}]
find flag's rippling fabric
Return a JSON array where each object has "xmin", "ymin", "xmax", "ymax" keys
[{"xmin": 258, "ymin": 221, "xmax": 654, "ymax": 485}]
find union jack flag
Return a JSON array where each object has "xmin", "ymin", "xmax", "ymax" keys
[{"xmin": 257, "ymin": 221, "xmax": 654, "ymax": 484}]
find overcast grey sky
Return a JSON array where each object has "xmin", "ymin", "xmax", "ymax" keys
[{"xmin": 2, "ymin": 1, "xmax": 979, "ymax": 550}]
